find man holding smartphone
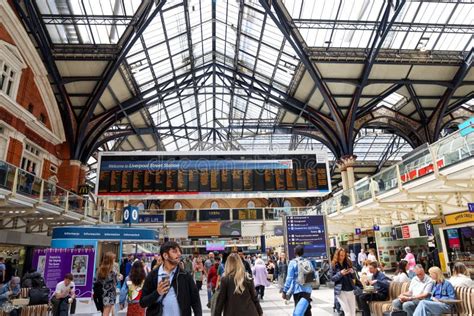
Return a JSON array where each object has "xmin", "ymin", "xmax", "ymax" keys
[
  {"xmin": 51, "ymin": 273, "xmax": 76, "ymax": 316},
  {"xmin": 140, "ymin": 241, "xmax": 202, "ymax": 316}
]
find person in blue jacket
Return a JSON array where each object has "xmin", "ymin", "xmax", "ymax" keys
[
  {"xmin": 281, "ymin": 245, "xmax": 313, "ymax": 316},
  {"xmin": 413, "ymin": 266, "xmax": 455, "ymax": 316},
  {"xmin": 355, "ymin": 261, "xmax": 391, "ymax": 316}
]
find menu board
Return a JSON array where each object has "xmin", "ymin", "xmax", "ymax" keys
[
  {"xmin": 284, "ymin": 215, "xmax": 328, "ymax": 260},
  {"xmin": 97, "ymin": 151, "xmax": 330, "ymax": 198}
]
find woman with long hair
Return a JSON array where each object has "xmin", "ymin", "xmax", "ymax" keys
[
  {"xmin": 330, "ymin": 248, "xmax": 357, "ymax": 316},
  {"xmin": 98, "ymin": 252, "xmax": 120, "ymax": 316},
  {"xmin": 413, "ymin": 266, "xmax": 456, "ymax": 316},
  {"xmin": 214, "ymin": 254, "xmax": 262, "ymax": 316},
  {"xmin": 119, "ymin": 261, "xmax": 146, "ymax": 316},
  {"xmin": 449, "ymin": 262, "xmax": 474, "ymax": 288},
  {"xmin": 392, "ymin": 260, "xmax": 410, "ymax": 283}
]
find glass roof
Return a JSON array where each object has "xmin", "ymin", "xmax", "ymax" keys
[
  {"xmin": 285, "ymin": 0, "xmax": 473, "ymax": 51},
  {"xmin": 27, "ymin": 0, "xmax": 471, "ymax": 168}
]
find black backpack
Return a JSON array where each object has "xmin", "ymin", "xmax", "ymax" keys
[
  {"xmin": 28, "ymin": 287, "xmax": 50, "ymax": 305},
  {"xmin": 92, "ymin": 280, "xmax": 104, "ymax": 312}
]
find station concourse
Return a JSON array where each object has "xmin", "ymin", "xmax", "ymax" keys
[{"xmin": 0, "ymin": 0, "xmax": 472, "ymax": 315}]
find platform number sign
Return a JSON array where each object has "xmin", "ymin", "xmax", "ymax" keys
[{"xmin": 123, "ymin": 206, "xmax": 139, "ymax": 225}]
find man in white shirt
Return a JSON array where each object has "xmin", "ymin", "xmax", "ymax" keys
[
  {"xmin": 52, "ymin": 273, "xmax": 76, "ymax": 316},
  {"xmin": 392, "ymin": 265, "xmax": 433, "ymax": 316},
  {"xmin": 349, "ymin": 250, "xmax": 357, "ymax": 267},
  {"xmin": 357, "ymin": 249, "xmax": 367, "ymax": 270}
]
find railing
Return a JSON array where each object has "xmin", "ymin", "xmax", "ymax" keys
[
  {"xmin": 0, "ymin": 160, "xmax": 98, "ymax": 222},
  {"xmin": 317, "ymin": 121, "xmax": 474, "ymax": 216}
]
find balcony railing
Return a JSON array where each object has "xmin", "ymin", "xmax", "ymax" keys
[
  {"xmin": 0, "ymin": 161, "xmax": 98, "ymax": 222},
  {"xmin": 316, "ymin": 121, "xmax": 474, "ymax": 216}
]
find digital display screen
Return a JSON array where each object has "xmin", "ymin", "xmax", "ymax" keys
[
  {"xmin": 285, "ymin": 215, "xmax": 328, "ymax": 260},
  {"xmin": 96, "ymin": 152, "xmax": 330, "ymax": 198}
]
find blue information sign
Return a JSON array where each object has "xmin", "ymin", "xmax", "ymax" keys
[
  {"xmin": 458, "ymin": 117, "xmax": 474, "ymax": 137},
  {"xmin": 468, "ymin": 203, "xmax": 474, "ymax": 213},
  {"xmin": 285, "ymin": 215, "xmax": 327, "ymax": 260},
  {"xmin": 355, "ymin": 228, "xmax": 361, "ymax": 235},
  {"xmin": 52, "ymin": 226, "xmax": 158, "ymax": 241},
  {"xmin": 373, "ymin": 225, "xmax": 380, "ymax": 231}
]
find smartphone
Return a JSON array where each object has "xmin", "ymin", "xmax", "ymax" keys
[{"xmin": 161, "ymin": 275, "xmax": 170, "ymax": 285}]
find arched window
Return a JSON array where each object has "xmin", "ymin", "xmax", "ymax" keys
[
  {"xmin": 283, "ymin": 200, "xmax": 292, "ymax": 207},
  {"xmin": 210, "ymin": 201, "xmax": 219, "ymax": 209},
  {"xmin": 247, "ymin": 200, "xmax": 255, "ymax": 208},
  {"xmin": 174, "ymin": 202, "xmax": 182, "ymax": 210}
]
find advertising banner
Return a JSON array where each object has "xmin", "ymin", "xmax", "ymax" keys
[
  {"xmin": 32, "ymin": 249, "xmax": 47, "ymax": 276},
  {"xmin": 284, "ymin": 215, "xmax": 328, "ymax": 260},
  {"xmin": 43, "ymin": 248, "xmax": 95, "ymax": 298},
  {"xmin": 188, "ymin": 221, "xmax": 242, "ymax": 237}
]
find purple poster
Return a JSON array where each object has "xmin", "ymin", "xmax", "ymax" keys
[
  {"xmin": 44, "ymin": 248, "xmax": 95, "ymax": 298},
  {"xmin": 32, "ymin": 249, "xmax": 47, "ymax": 276}
]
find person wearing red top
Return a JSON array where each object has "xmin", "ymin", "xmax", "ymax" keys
[{"xmin": 208, "ymin": 258, "xmax": 221, "ymax": 292}]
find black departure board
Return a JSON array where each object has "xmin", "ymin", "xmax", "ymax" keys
[
  {"xmin": 143, "ymin": 171, "xmax": 154, "ymax": 192},
  {"xmin": 97, "ymin": 152, "xmax": 330, "ymax": 198}
]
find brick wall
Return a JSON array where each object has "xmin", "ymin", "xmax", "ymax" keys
[
  {"xmin": 57, "ymin": 160, "xmax": 80, "ymax": 192},
  {"xmin": 16, "ymin": 68, "xmax": 52, "ymax": 131},
  {"xmin": 6, "ymin": 138, "xmax": 22, "ymax": 166},
  {"xmin": 0, "ymin": 23, "xmax": 14, "ymax": 44}
]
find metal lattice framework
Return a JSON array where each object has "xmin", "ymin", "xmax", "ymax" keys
[{"xmin": 13, "ymin": 0, "xmax": 473, "ymax": 182}]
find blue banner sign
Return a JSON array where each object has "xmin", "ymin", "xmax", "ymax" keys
[
  {"xmin": 458, "ymin": 117, "xmax": 474, "ymax": 136},
  {"xmin": 285, "ymin": 215, "xmax": 327, "ymax": 260},
  {"xmin": 52, "ymin": 226, "xmax": 158, "ymax": 241},
  {"xmin": 468, "ymin": 202, "xmax": 474, "ymax": 213},
  {"xmin": 138, "ymin": 214, "xmax": 164, "ymax": 223},
  {"xmin": 100, "ymin": 160, "xmax": 293, "ymax": 171}
]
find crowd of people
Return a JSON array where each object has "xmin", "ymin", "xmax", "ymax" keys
[
  {"xmin": 330, "ymin": 247, "xmax": 473, "ymax": 316},
  {"xmin": 1, "ymin": 242, "xmax": 471, "ymax": 316}
]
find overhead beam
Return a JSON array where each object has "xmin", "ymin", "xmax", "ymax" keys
[
  {"xmin": 429, "ymin": 48, "xmax": 473, "ymax": 140},
  {"xmin": 74, "ymin": 0, "xmax": 164, "ymax": 159},
  {"xmin": 347, "ymin": 0, "xmax": 406, "ymax": 152},
  {"xmin": 259, "ymin": 0, "xmax": 346, "ymax": 151}
]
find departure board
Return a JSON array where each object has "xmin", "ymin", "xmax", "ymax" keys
[{"xmin": 97, "ymin": 151, "xmax": 330, "ymax": 199}]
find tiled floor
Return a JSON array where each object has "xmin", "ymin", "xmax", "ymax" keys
[{"xmin": 73, "ymin": 283, "xmax": 337, "ymax": 315}]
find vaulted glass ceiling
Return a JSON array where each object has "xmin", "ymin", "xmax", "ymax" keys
[{"xmin": 24, "ymin": 0, "xmax": 473, "ymax": 163}]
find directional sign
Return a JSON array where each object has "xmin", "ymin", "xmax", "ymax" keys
[
  {"xmin": 373, "ymin": 225, "xmax": 380, "ymax": 231},
  {"xmin": 355, "ymin": 228, "xmax": 361, "ymax": 235}
]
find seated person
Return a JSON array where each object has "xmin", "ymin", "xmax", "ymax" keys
[
  {"xmin": 0, "ymin": 277, "xmax": 21, "ymax": 316},
  {"xmin": 51, "ymin": 273, "xmax": 76, "ymax": 316},
  {"xmin": 413, "ymin": 266, "xmax": 455, "ymax": 316},
  {"xmin": 449, "ymin": 262, "xmax": 474, "ymax": 288},
  {"xmin": 392, "ymin": 260, "xmax": 410, "ymax": 283},
  {"xmin": 392, "ymin": 264, "xmax": 433, "ymax": 316},
  {"xmin": 355, "ymin": 261, "xmax": 391, "ymax": 316}
]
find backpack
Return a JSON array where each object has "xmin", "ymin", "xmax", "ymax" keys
[
  {"xmin": 296, "ymin": 257, "xmax": 315, "ymax": 286},
  {"xmin": 92, "ymin": 280, "xmax": 104, "ymax": 312},
  {"xmin": 28, "ymin": 287, "xmax": 49, "ymax": 305}
]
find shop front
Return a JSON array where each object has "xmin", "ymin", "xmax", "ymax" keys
[
  {"xmin": 376, "ymin": 222, "xmax": 435, "ymax": 271},
  {"xmin": 439, "ymin": 211, "xmax": 473, "ymax": 276}
]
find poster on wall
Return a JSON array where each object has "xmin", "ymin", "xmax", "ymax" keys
[
  {"xmin": 43, "ymin": 248, "xmax": 95, "ymax": 298},
  {"xmin": 32, "ymin": 249, "xmax": 47, "ymax": 276}
]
